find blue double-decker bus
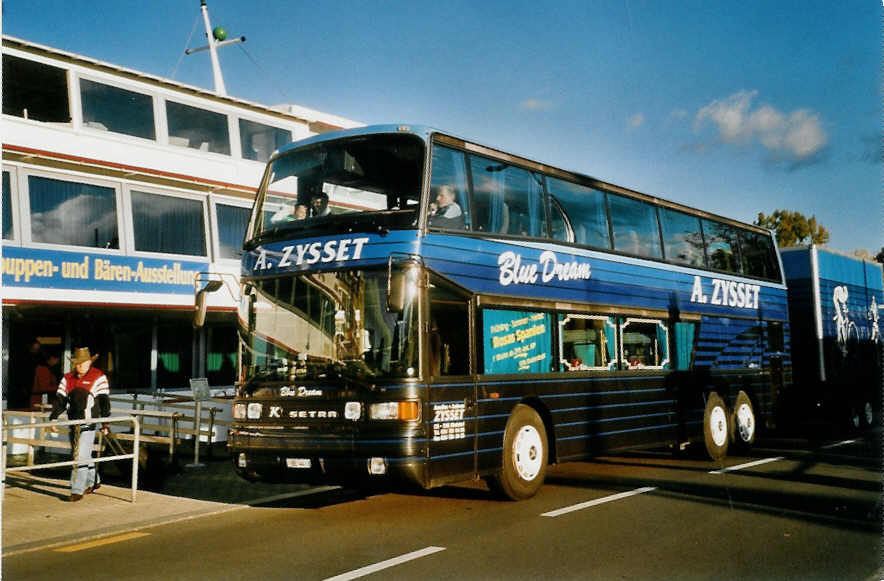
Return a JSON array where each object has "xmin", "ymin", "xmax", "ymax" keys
[{"xmin": 214, "ymin": 125, "xmax": 790, "ymax": 499}]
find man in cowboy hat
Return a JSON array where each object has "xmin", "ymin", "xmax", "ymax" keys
[{"xmin": 48, "ymin": 347, "xmax": 110, "ymax": 502}]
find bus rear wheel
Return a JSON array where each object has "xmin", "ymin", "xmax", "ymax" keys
[
  {"xmin": 488, "ymin": 404, "xmax": 548, "ymax": 501},
  {"xmin": 731, "ymin": 391, "xmax": 756, "ymax": 449},
  {"xmin": 703, "ymin": 392, "xmax": 729, "ymax": 461}
]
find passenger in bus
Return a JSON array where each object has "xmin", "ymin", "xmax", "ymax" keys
[
  {"xmin": 427, "ymin": 185, "xmax": 464, "ymax": 229},
  {"xmin": 310, "ymin": 192, "xmax": 331, "ymax": 217},
  {"xmin": 294, "ymin": 204, "xmax": 308, "ymax": 220}
]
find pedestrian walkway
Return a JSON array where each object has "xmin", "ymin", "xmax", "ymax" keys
[{"xmin": 2, "ymin": 456, "xmax": 319, "ymax": 556}]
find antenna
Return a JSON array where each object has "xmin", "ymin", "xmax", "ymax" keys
[{"xmin": 184, "ymin": 0, "xmax": 245, "ymax": 96}]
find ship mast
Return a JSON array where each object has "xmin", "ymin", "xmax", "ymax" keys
[{"xmin": 184, "ymin": 0, "xmax": 245, "ymax": 96}]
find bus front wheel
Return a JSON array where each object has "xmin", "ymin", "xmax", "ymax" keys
[
  {"xmin": 703, "ymin": 392, "xmax": 729, "ymax": 461},
  {"xmin": 488, "ymin": 404, "xmax": 548, "ymax": 501}
]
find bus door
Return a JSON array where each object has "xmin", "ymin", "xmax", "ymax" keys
[
  {"xmin": 425, "ymin": 280, "xmax": 476, "ymax": 485},
  {"xmin": 766, "ymin": 321, "xmax": 785, "ymax": 428}
]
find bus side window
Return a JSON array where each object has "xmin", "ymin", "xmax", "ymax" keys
[
  {"xmin": 558, "ymin": 314, "xmax": 616, "ymax": 371},
  {"xmin": 468, "ymin": 155, "xmax": 546, "ymax": 237},
  {"xmin": 428, "ymin": 144, "xmax": 470, "ymax": 230},
  {"xmin": 619, "ymin": 318, "xmax": 669, "ymax": 369},
  {"xmin": 428, "ymin": 282, "xmax": 470, "ymax": 376}
]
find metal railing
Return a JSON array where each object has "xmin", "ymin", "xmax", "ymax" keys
[{"xmin": 2, "ymin": 415, "xmax": 140, "ymax": 503}]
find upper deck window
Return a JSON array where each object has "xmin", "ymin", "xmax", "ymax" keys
[
  {"xmin": 28, "ymin": 175, "xmax": 118, "ymax": 249},
  {"xmin": 609, "ymin": 193, "xmax": 662, "ymax": 259},
  {"xmin": 427, "ymin": 145, "xmax": 470, "ymax": 230},
  {"xmin": 546, "ymin": 177, "xmax": 610, "ymax": 249},
  {"xmin": 166, "ymin": 101, "xmax": 230, "ymax": 155},
  {"xmin": 469, "ymin": 155, "xmax": 546, "ymax": 238},
  {"xmin": 216, "ymin": 203, "xmax": 250, "ymax": 259},
  {"xmin": 239, "ymin": 119, "xmax": 291, "ymax": 162},
  {"xmin": 702, "ymin": 219, "xmax": 741, "ymax": 273},
  {"xmin": 659, "ymin": 207, "xmax": 705, "ymax": 267},
  {"xmin": 2, "ymin": 55, "xmax": 69, "ymax": 122},
  {"xmin": 252, "ymin": 134, "xmax": 424, "ymax": 241},
  {"xmin": 131, "ymin": 190, "xmax": 206, "ymax": 256},
  {"xmin": 740, "ymin": 230, "xmax": 780, "ymax": 281},
  {"xmin": 3, "ymin": 171, "xmax": 14, "ymax": 240},
  {"xmin": 80, "ymin": 79, "xmax": 156, "ymax": 140}
]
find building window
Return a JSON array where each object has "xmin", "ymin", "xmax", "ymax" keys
[
  {"xmin": 2, "ymin": 54, "xmax": 70, "ymax": 122},
  {"xmin": 28, "ymin": 175, "xmax": 119, "ymax": 248},
  {"xmin": 131, "ymin": 191, "xmax": 206, "ymax": 256},
  {"xmin": 3, "ymin": 171, "xmax": 13, "ymax": 240},
  {"xmin": 166, "ymin": 101, "xmax": 230, "ymax": 154},
  {"xmin": 157, "ymin": 323, "xmax": 193, "ymax": 389},
  {"xmin": 609, "ymin": 194, "xmax": 662, "ymax": 259},
  {"xmin": 80, "ymin": 79, "xmax": 156, "ymax": 140},
  {"xmin": 239, "ymin": 119, "xmax": 290, "ymax": 162},
  {"xmin": 216, "ymin": 203, "xmax": 250, "ymax": 259}
]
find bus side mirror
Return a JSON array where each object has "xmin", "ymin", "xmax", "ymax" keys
[
  {"xmin": 388, "ymin": 271, "xmax": 407, "ymax": 313},
  {"xmin": 194, "ymin": 280, "xmax": 224, "ymax": 328}
]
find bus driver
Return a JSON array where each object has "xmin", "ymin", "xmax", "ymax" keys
[{"xmin": 428, "ymin": 185, "xmax": 464, "ymax": 229}]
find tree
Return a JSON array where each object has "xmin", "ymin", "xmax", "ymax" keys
[
  {"xmin": 754, "ymin": 209, "xmax": 830, "ymax": 248},
  {"xmin": 875, "ymin": 247, "xmax": 884, "ymax": 264}
]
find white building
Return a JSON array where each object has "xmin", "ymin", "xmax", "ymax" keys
[{"xmin": 1, "ymin": 35, "xmax": 360, "ymax": 407}]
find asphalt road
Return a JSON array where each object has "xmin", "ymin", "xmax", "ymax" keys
[{"xmin": 5, "ymin": 433, "xmax": 881, "ymax": 580}]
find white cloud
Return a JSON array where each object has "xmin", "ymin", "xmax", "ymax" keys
[
  {"xmin": 693, "ymin": 90, "xmax": 827, "ymax": 162},
  {"xmin": 519, "ymin": 98, "xmax": 554, "ymax": 111},
  {"xmin": 627, "ymin": 113, "xmax": 645, "ymax": 130}
]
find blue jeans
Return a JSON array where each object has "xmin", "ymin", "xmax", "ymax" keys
[{"xmin": 70, "ymin": 428, "xmax": 99, "ymax": 495}]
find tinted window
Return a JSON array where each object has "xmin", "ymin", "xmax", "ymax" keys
[
  {"xmin": 427, "ymin": 145, "xmax": 470, "ymax": 230},
  {"xmin": 3, "ymin": 171, "xmax": 13, "ymax": 240},
  {"xmin": 702, "ymin": 219, "xmax": 741, "ymax": 273},
  {"xmin": 546, "ymin": 177, "xmax": 610, "ymax": 248},
  {"xmin": 470, "ymin": 156, "xmax": 546, "ymax": 237},
  {"xmin": 166, "ymin": 101, "xmax": 230, "ymax": 154},
  {"xmin": 659, "ymin": 207, "xmax": 705, "ymax": 267},
  {"xmin": 28, "ymin": 176, "xmax": 118, "ymax": 248},
  {"xmin": 239, "ymin": 119, "xmax": 291, "ymax": 162},
  {"xmin": 132, "ymin": 191, "xmax": 206, "ymax": 256},
  {"xmin": 609, "ymin": 194, "xmax": 662, "ymax": 259},
  {"xmin": 216, "ymin": 203, "xmax": 250, "ymax": 259},
  {"xmin": 740, "ymin": 230, "xmax": 780, "ymax": 280},
  {"xmin": 548, "ymin": 196, "xmax": 571, "ymax": 243},
  {"xmin": 80, "ymin": 79, "xmax": 155, "ymax": 139},
  {"xmin": 558, "ymin": 314, "xmax": 616, "ymax": 371},
  {"xmin": 2, "ymin": 55, "xmax": 69, "ymax": 122},
  {"xmin": 621, "ymin": 318, "xmax": 669, "ymax": 369},
  {"xmin": 428, "ymin": 281, "xmax": 470, "ymax": 376}
]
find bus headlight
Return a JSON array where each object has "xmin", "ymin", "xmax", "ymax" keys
[
  {"xmin": 369, "ymin": 401, "xmax": 421, "ymax": 421},
  {"xmin": 233, "ymin": 403, "xmax": 246, "ymax": 419},
  {"xmin": 247, "ymin": 403, "xmax": 263, "ymax": 419},
  {"xmin": 344, "ymin": 402, "xmax": 362, "ymax": 421}
]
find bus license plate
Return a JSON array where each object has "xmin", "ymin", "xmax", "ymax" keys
[{"xmin": 286, "ymin": 458, "xmax": 312, "ymax": 469}]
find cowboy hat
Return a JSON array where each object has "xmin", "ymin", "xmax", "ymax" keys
[{"xmin": 69, "ymin": 347, "xmax": 99, "ymax": 366}]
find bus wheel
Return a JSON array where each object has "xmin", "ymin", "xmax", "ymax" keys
[
  {"xmin": 489, "ymin": 404, "xmax": 548, "ymax": 501},
  {"xmin": 731, "ymin": 391, "xmax": 756, "ymax": 448},
  {"xmin": 703, "ymin": 392, "xmax": 729, "ymax": 461}
]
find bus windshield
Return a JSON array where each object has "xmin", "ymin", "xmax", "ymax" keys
[
  {"xmin": 250, "ymin": 133, "xmax": 425, "ymax": 242},
  {"xmin": 239, "ymin": 267, "xmax": 420, "ymax": 385}
]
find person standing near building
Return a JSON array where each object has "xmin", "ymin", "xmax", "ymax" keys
[
  {"xmin": 30, "ymin": 352, "xmax": 60, "ymax": 410},
  {"xmin": 48, "ymin": 348, "xmax": 110, "ymax": 502}
]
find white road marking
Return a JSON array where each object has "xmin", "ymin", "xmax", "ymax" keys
[
  {"xmin": 709, "ymin": 456, "xmax": 783, "ymax": 474},
  {"xmin": 822, "ymin": 439, "xmax": 859, "ymax": 450},
  {"xmin": 541, "ymin": 486, "xmax": 657, "ymax": 518},
  {"xmin": 242, "ymin": 485, "xmax": 341, "ymax": 506},
  {"xmin": 324, "ymin": 546, "xmax": 447, "ymax": 581}
]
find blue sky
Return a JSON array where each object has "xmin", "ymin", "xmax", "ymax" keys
[{"xmin": 3, "ymin": 0, "xmax": 881, "ymax": 253}]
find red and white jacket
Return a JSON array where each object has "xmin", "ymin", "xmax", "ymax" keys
[{"xmin": 49, "ymin": 367, "xmax": 110, "ymax": 424}]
